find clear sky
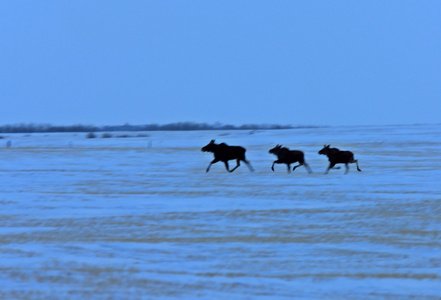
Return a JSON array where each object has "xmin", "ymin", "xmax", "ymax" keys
[{"xmin": 1, "ymin": 1, "xmax": 440, "ymax": 126}]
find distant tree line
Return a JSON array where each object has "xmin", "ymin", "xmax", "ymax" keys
[
  {"xmin": 0, "ymin": 124, "xmax": 99, "ymax": 133},
  {"xmin": 0, "ymin": 122, "xmax": 321, "ymax": 134}
]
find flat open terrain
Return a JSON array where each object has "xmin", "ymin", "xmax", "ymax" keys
[{"xmin": 1, "ymin": 124, "xmax": 440, "ymax": 299}]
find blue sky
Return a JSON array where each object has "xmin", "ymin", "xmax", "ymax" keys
[{"xmin": 1, "ymin": 1, "xmax": 440, "ymax": 126}]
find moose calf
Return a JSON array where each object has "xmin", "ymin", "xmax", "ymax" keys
[
  {"xmin": 269, "ymin": 145, "xmax": 312, "ymax": 173},
  {"xmin": 318, "ymin": 144, "xmax": 361, "ymax": 174},
  {"xmin": 201, "ymin": 140, "xmax": 254, "ymax": 173}
]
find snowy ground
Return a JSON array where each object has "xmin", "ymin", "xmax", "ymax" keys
[{"xmin": 0, "ymin": 124, "xmax": 440, "ymax": 299}]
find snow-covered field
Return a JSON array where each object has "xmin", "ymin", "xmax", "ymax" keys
[{"xmin": 1, "ymin": 124, "xmax": 440, "ymax": 299}]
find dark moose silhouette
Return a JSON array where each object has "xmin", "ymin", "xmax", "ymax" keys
[
  {"xmin": 269, "ymin": 145, "xmax": 312, "ymax": 173},
  {"xmin": 318, "ymin": 145, "xmax": 361, "ymax": 174},
  {"xmin": 201, "ymin": 140, "xmax": 254, "ymax": 173}
]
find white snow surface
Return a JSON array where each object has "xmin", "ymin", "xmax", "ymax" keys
[{"xmin": 0, "ymin": 124, "xmax": 440, "ymax": 299}]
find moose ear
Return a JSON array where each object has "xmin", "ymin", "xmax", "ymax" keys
[{"xmin": 210, "ymin": 139, "xmax": 215, "ymax": 143}]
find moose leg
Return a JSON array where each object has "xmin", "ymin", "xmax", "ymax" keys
[
  {"xmin": 206, "ymin": 158, "xmax": 220, "ymax": 172},
  {"xmin": 325, "ymin": 162, "xmax": 336, "ymax": 174},
  {"xmin": 303, "ymin": 161, "xmax": 313, "ymax": 173},
  {"xmin": 271, "ymin": 160, "xmax": 282, "ymax": 172},
  {"xmin": 292, "ymin": 163, "xmax": 302, "ymax": 172},
  {"xmin": 287, "ymin": 164, "xmax": 291, "ymax": 173},
  {"xmin": 344, "ymin": 163, "xmax": 349, "ymax": 174},
  {"xmin": 228, "ymin": 159, "xmax": 241, "ymax": 173},
  {"xmin": 354, "ymin": 159, "xmax": 362, "ymax": 172},
  {"xmin": 223, "ymin": 161, "xmax": 231, "ymax": 172},
  {"xmin": 243, "ymin": 159, "xmax": 254, "ymax": 172}
]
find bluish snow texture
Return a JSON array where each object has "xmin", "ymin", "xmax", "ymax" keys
[{"xmin": 0, "ymin": 124, "xmax": 440, "ymax": 299}]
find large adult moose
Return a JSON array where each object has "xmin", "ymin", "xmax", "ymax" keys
[
  {"xmin": 318, "ymin": 145, "xmax": 362, "ymax": 174},
  {"xmin": 269, "ymin": 145, "xmax": 312, "ymax": 173},
  {"xmin": 201, "ymin": 140, "xmax": 254, "ymax": 173}
]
